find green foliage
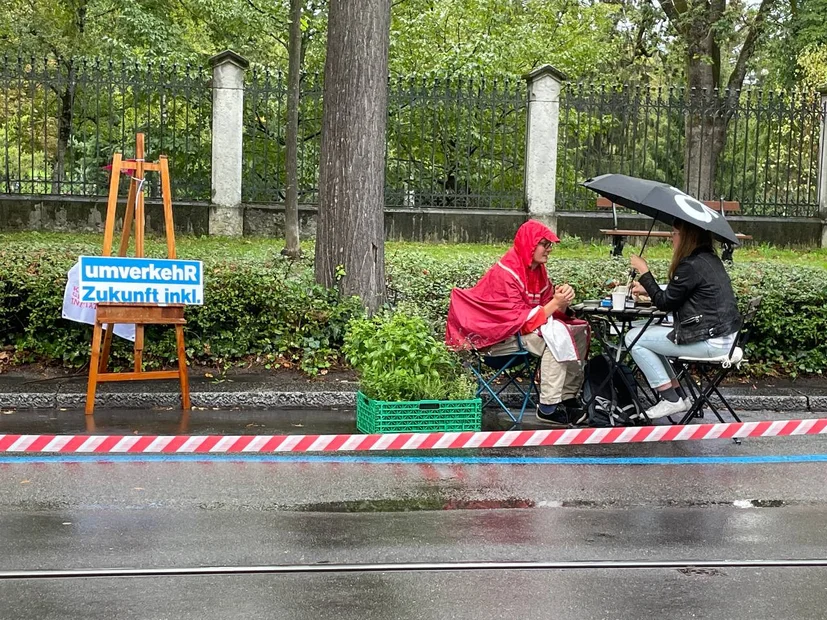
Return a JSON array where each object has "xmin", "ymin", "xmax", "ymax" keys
[
  {"xmin": 2, "ymin": 0, "xmax": 622, "ymax": 78},
  {"xmin": 797, "ymin": 44, "xmax": 827, "ymax": 88},
  {"xmin": 728, "ymin": 263, "xmax": 827, "ymax": 376},
  {"xmin": 0, "ymin": 243, "xmax": 361, "ymax": 375},
  {"xmin": 0, "ymin": 0, "xmax": 316, "ymax": 67},
  {"xmin": 388, "ymin": 250, "xmax": 827, "ymax": 378},
  {"xmin": 1, "ymin": 235, "xmax": 825, "ymax": 379},
  {"xmin": 343, "ymin": 307, "xmax": 475, "ymax": 402},
  {"xmin": 388, "ymin": 0, "xmax": 621, "ymax": 79}
]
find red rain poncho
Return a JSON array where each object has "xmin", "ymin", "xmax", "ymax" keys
[{"xmin": 445, "ymin": 220, "xmax": 561, "ymax": 350}]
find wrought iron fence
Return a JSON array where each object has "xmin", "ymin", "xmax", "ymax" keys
[
  {"xmin": 2, "ymin": 55, "xmax": 823, "ymax": 220},
  {"xmin": 243, "ymin": 73, "xmax": 527, "ymax": 209},
  {"xmin": 557, "ymin": 83, "xmax": 824, "ymax": 217},
  {"xmin": 384, "ymin": 76, "xmax": 526, "ymax": 210},
  {"xmin": 0, "ymin": 56, "xmax": 211, "ymax": 200},
  {"xmin": 243, "ymin": 69, "xmax": 324, "ymax": 205}
]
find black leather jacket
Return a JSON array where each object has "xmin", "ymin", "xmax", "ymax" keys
[{"xmin": 639, "ymin": 246, "xmax": 741, "ymax": 345}]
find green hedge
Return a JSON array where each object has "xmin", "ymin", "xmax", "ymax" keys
[
  {"xmin": 388, "ymin": 251, "xmax": 827, "ymax": 377},
  {"xmin": 0, "ymin": 245, "xmax": 361, "ymax": 375},
  {"xmin": 2, "ymin": 241, "xmax": 826, "ymax": 377}
]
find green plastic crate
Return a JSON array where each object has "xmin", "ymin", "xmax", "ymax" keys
[{"xmin": 356, "ymin": 392, "xmax": 482, "ymax": 434}]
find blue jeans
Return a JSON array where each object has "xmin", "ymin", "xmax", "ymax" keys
[{"xmin": 624, "ymin": 325, "xmax": 731, "ymax": 389}]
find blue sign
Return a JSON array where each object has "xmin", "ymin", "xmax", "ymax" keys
[{"xmin": 78, "ymin": 256, "xmax": 204, "ymax": 305}]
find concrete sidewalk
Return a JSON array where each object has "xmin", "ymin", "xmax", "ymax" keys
[{"xmin": 0, "ymin": 369, "xmax": 825, "ymax": 412}]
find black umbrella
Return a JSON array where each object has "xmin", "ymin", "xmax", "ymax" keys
[{"xmin": 582, "ymin": 174, "xmax": 740, "ymax": 246}]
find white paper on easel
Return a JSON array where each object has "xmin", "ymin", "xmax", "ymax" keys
[{"xmin": 62, "ymin": 262, "xmax": 136, "ymax": 342}]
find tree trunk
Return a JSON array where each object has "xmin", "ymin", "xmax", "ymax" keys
[
  {"xmin": 315, "ymin": 0, "xmax": 390, "ymax": 312},
  {"xmin": 51, "ymin": 59, "xmax": 77, "ymax": 194},
  {"xmin": 51, "ymin": 0, "xmax": 87, "ymax": 194},
  {"xmin": 683, "ymin": 59, "xmax": 727, "ymax": 200},
  {"xmin": 676, "ymin": 0, "xmax": 774, "ymax": 202},
  {"xmin": 684, "ymin": 98, "xmax": 728, "ymax": 200},
  {"xmin": 282, "ymin": 0, "xmax": 303, "ymax": 258}
]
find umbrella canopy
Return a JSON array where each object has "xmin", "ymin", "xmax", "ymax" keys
[{"xmin": 582, "ymin": 174, "xmax": 740, "ymax": 246}]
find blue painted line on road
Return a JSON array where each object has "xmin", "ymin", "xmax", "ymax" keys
[{"xmin": 2, "ymin": 454, "xmax": 827, "ymax": 465}]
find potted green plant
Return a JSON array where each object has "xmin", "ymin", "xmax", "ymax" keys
[{"xmin": 343, "ymin": 309, "xmax": 481, "ymax": 434}]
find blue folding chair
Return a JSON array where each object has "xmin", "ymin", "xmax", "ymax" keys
[{"xmin": 469, "ymin": 334, "xmax": 539, "ymax": 425}]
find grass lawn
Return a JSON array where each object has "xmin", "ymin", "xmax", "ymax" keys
[
  {"xmin": 2, "ymin": 231, "xmax": 826, "ymax": 269},
  {"xmin": 389, "ymin": 239, "xmax": 827, "ymax": 268}
]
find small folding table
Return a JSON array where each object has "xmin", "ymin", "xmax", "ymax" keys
[{"xmin": 573, "ymin": 301, "xmax": 670, "ymax": 423}]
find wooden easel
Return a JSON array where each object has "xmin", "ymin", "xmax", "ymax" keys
[{"xmin": 85, "ymin": 133, "xmax": 191, "ymax": 415}]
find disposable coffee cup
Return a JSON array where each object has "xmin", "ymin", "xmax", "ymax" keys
[{"xmin": 611, "ymin": 286, "xmax": 628, "ymax": 311}]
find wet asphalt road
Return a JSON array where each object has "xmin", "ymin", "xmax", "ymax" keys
[{"xmin": 1, "ymin": 408, "xmax": 827, "ymax": 619}]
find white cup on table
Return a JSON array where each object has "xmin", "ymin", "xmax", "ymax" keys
[{"xmin": 611, "ymin": 286, "xmax": 629, "ymax": 311}]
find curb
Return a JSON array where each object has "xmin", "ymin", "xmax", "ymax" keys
[
  {"xmin": 0, "ymin": 390, "xmax": 822, "ymax": 412},
  {"xmin": 0, "ymin": 391, "xmax": 357, "ymax": 410},
  {"xmin": 1, "ymin": 419, "xmax": 826, "ymax": 454}
]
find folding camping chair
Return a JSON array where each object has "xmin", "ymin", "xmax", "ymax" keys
[
  {"xmin": 672, "ymin": 297, "xmax": 763, "ymax": 425},
  {"xmin": 469, "ymin": 334, "xmax": 539, "ymax": 425}
]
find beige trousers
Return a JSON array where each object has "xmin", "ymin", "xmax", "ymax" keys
[{"xmin": 483, "ymin": 332, "xmax": 587, "ymax": 405}]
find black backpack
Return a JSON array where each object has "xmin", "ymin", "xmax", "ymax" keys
[{"xmin": 582, "ymin": 354, "xmax": 642, "ymax": 427}]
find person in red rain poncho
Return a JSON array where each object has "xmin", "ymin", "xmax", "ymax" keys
[{"xmin": 446, "ymin": 220, "xmax": 590, "ymax": 425}]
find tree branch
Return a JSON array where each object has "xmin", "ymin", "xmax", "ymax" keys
[
  {"xmin": 710, "ymin": 0, "xmax": 724, "ymax": 87},
  {"xmin": 88, "ymin": 7, "xmax": 119, "ymax": 20},
  {"xmin": 657, "ymin": 0, "xmax": 688, "ymax": 35},
  {"xmin": 726, "ymin": 0, "xmax": 776, "ymax": 94}
]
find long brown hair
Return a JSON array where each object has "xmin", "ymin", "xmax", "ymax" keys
[{"xmin": 669, "ymin": 221, "xmax": 714, "ymax": 278}]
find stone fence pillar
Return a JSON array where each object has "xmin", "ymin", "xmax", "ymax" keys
[
  {"xmin": 523, "ymin": 65, "xmax": 567, "ymax": 233},
  {"xmin": 818, "ymin": 85, "xmax": 827, "ymax": 248},
  {"xmin": 209, "ymin": 50, "xmax": 249, "ymax": 237}
]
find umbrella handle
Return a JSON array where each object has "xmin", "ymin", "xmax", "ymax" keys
[
  {"xmin": 626, "ymin": 218, "xmax": 656, "ymax": 299},
  {"xmin": 638, "ymin": 218, "xmax": 657, "ymax": 256}
]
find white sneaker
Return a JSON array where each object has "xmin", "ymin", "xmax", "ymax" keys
[{"xmin": 645, "ymin": 397, "xmax": 690, "ymax": 420}]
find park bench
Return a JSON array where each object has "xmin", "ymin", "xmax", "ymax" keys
[{"xmin": 596, "ymin": 196, "xmax": 753, "ymax": 261}]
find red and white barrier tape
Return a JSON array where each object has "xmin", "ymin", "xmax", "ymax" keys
[{"xmin": 0, "ymin": 419, "xmax": 825, "ymax": 454}]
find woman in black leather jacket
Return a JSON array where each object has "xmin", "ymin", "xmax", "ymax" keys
[{"xmin": 626, "ymin": 220, "xmax": 742, "ymax": 419}]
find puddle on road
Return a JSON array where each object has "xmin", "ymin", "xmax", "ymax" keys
[
  {"xmin": 734, "ymin": 499, "xmax": 786, "ymax": 508},
  {"xmin": 562, "ymin": 498, "xmax": 790, "ymax": 509},
  {"xmin": 291, "ymin": 496, "xmax": 536, "ymax": 513},
  {"xmin": 678, "ymin": 567, "xmax": 726, "ymax": 577},
  {"xmin": 277, "ymin": 494, "xmax": 794, "ymax": 513}
]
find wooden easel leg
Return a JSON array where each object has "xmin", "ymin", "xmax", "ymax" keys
[
  {"xmin": 175, "ymin": 325, "xmax": 191, "ymax": 410},
  {"xmin": 86, "ymin": 323, "xmax": 103, "ymax": 415},
  {"xmin": 116, "ymin": 180, "xmax": 138, "ymax": 257},
  {"xmin": 159, "ymin": 157, "xmax": 177, "ymax": 259},
  {"xmin": 99, "ymin": 326, "xmax": 114, "ymax": 372},
  {"xmin": 134, "ymin": 325, "xmax": 144, "ymax": 373},
  {"xmin": 102, "ymin": 154, "xmax": 122, "ymax": 256}
]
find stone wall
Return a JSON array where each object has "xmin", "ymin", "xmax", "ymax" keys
[
  {"xmin": 1, "ymin": 196, "xmax": 823, "ymax": 247},
  {"xmin": 0, "ymin": 197, "xmax": 209, "ymax": 236}
]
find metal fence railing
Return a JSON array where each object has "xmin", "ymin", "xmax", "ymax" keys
[
  {"xmin": 384, "ymin": 76, "xmax": 526, "ymax": 210},
  {"xmin": 243, "ymin": 73, "xmax": 527, "ymax": 209},
  {"xmin": 0, "ymin": 56, "xmax": 212, "ymax": 200},
  {"xmin": 1, "ymin": 55, "xmax": 823, "ymax": 219},
  {"xmin": 557, "ymin": 83, "xmax": 824, "ymax": 217},
  {"xmin": 243, "ymin": 69, "xmax": 324, "ymax": 205}
]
